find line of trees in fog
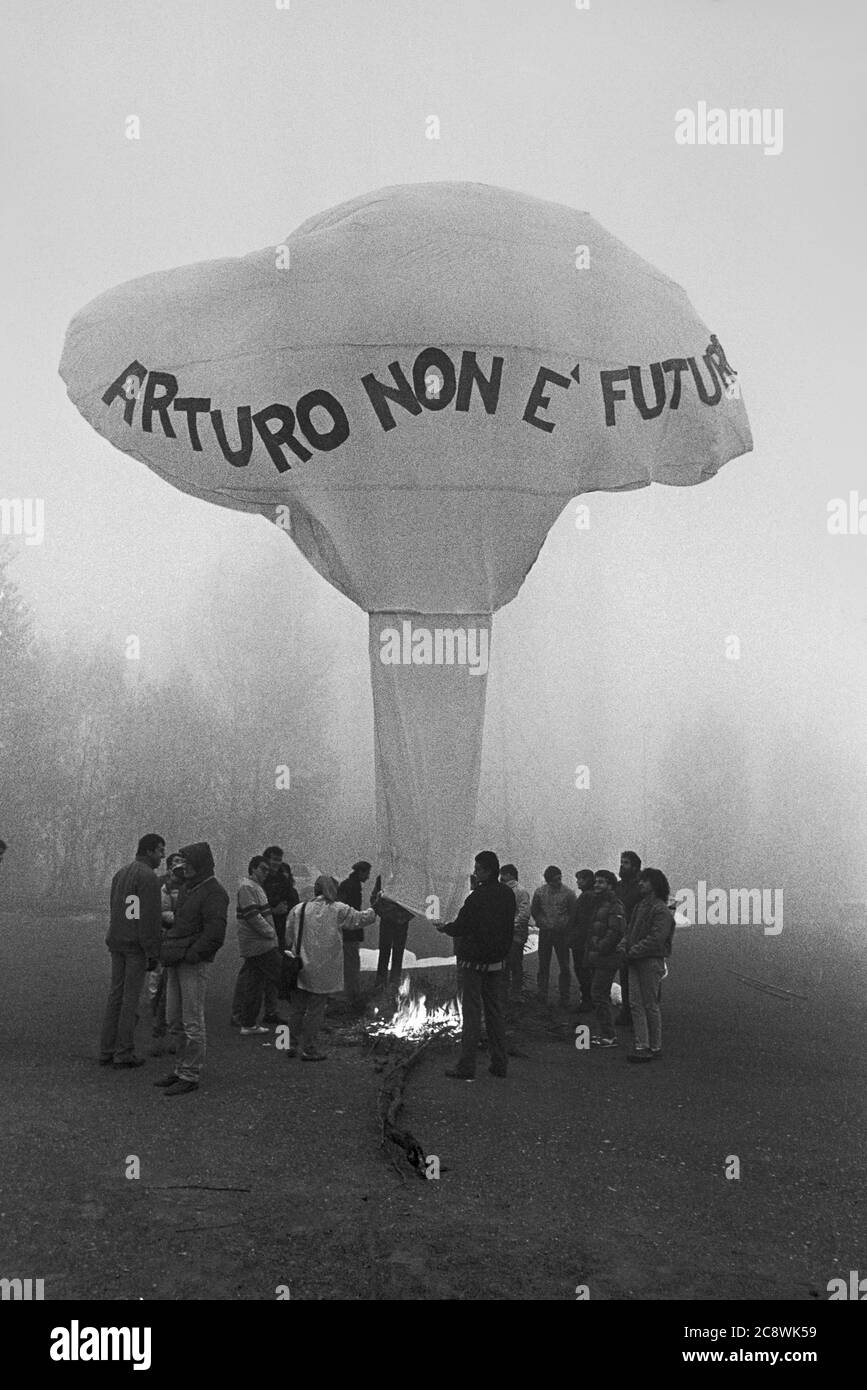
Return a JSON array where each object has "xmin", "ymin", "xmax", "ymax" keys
[
  {"xmin": 2, "ymin": 533, "xmax": 864, "ymax": 919},
  {"xmin": 0, "ymin": 542, "xmax": 375, "ymax": 907}
]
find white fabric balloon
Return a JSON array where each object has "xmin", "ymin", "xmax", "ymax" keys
[{"xmin": 60, "ymin": 182, "xmax": 753, "ymax": 927}]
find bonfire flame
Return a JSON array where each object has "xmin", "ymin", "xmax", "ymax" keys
[{"xmin": 369, "ymin": 975, "xmax": 463, "ymax": 1040}]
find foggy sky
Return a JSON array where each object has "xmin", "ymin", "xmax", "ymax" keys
[{"xmin": 2, "ymin": 0, "xmax": 865, "ymax": 896}]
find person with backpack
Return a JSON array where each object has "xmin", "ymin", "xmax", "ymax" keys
[
  {"xmin": 284, "ymin": 875, "xmax": 376, "ymax": 1060},
  {"xmin": 623, "ymin": 868, "xmax": 675, "ymax": 1063}
]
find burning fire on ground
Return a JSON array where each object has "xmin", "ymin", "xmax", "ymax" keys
[{"xmin": 367, "ymin": 976, "xmax": 463, "ymax": 1040}]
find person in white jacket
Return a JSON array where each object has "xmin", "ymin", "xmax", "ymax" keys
[{"xmin": 285, "ymin": 874, "xmax": 376, "ymax": 1060}]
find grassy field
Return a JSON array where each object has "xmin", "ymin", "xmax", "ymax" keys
[{"xmin": 0, "ymin": 907, "xmax": 863, "ymax": 1300}]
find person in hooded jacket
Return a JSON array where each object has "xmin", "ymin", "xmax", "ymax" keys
[
  {"xmin": 154, "ymin": 842, "xmax": 228, "ymax": 1096},
  {"xmin": 284, "ymin": 874, "xmax": 376, "ymax": 1060}
]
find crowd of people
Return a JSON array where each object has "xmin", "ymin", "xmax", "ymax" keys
[
  {"xmin": 95, "ymin": 834, "xmax": 675, "ymax": 1094},
  {"xmin": 435, "ymin": 850, "xmax": 675, "ymax": 1079}
]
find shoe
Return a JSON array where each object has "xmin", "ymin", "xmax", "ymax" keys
[
  {"xmin": 649, "ymin": 1050, "xmax": 663, "ymax": 1060},
  {"xmin": 598, "ymin": 1036, "xmax": 618, "ymax": 1048},
  {"xmin": 590, "ymin": 1035, "xmax": 601, "ymax": 1046},
  {"xmin": 153, "ymin": 1073, "xmax": 179, "ymax": 1087},
  {"xmin": 444, "ymin": 1068, "xmax": 475, "ymax": 1080},
  {"xmin": 112, "ymin": 1056, "xmax": 146, "ymax": 1069},
  {"xmin": 301, "ymin": 1050, "xmax": 327, "ymax": 1061},
  {"xmin": 163, "ymin": 1080, "xmax": 199, "ymax": 1096},
  {"xmin": 240, "ymin": 1025, "xmax": 269, "ymax": 1035},
  {"xmin": 488, "ymin": 1067, "xmax": 507, "ymax": 1078},
  {"xmin": 627, "ymin": 1050, "xmax": 652, "ymax": 1064}
]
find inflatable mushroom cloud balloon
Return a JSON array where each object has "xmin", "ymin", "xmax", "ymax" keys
[{"xmin": 60, "ymin": 181, "xmax": 753, "ymax": 949}]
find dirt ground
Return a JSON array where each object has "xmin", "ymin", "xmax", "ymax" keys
[{"xmin": 0, "ymin": 909, "xmax": 863, "ymax": 1300}]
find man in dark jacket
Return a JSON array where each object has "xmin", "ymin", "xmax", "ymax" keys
[
  {"xmin": 154, "ymin": 841, "xmax": 228, "ymax": 1096},
  {"xmin": 99, "ymin": 833, "xmax": 164, "ymax": 1068},
  {"xmin": 587, "ymin": 870, "xmax": 627, "ymax": 1046},
  {"xmin": 338, "ymin": 860, "xmax": 371, "ymax": 1004},
  {"xmin": 262, "ymin": 846, "xmax": 299, "ymax": 954},
  {"xmin": 371, "ymin": 874, "xmax": 415, "ymax": 989},
  {"xmin": 615, "ymin": 850, "xmax": 643, "ymax": 1026},
  {"xmin": 436, "ymin": 850, "xmax": 515, "ymax": 1080},
  {"xmin": 258, "ymin": 845, "xmax": 298, "ymax": 1023},
  {"xmin": 571, "ymin": 869, "xmax": 598, "ymax": 1011}
]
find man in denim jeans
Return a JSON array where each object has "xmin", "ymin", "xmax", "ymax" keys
[
  {"xmin": 154, "ymin": 842, "xmax": 228, "ymax": 1097},
  {"xmin": 99, "ymin": 833, "xmax": 164, "ymax": 1068},
  {"xmin": 436, "ymin": 851, "xmax": 515, "ymax": 1080}
]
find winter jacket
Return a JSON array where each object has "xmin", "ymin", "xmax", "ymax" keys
[
  {"xmin": 106, "ymin": 857, "xmax": 162, "ymax": 957},
  {"xmin": 584, "ymin": 892, "xmax": 627, "ymax": 970},
  {"xmin": 625, "ymin": 896, "xmax": 675, "ymax": 960},
  {"xmin": 236, "ymin": 876, "xmax": 278, "ymax": 957},
  {"xmin": 441, "ymin": 879, "xmax": 516, "ymax": 967},
  {"xmin": 503, "ymin": 879, "xmax": 532, "ymax": 945},
  {"xmin": 264, "ymin": 866, "xmax": 299, "ymax": 928},
  {"xmin": 569, "ymin": 889, "xmax": 598, "ymax": 953},
  {"xmin": 337, "ymin": 871, "xmax": 364, "ymax": 910},
  {"xmin": 616, "ymin": 875, "xmax": 643, "ymax": 923},
  {"xmin": 286, "ymin": 897, "xmax": 376, "ymax": 994},
  {"xmin": 160, "ymin": 842, "xmax": 228, "ymax": 966},
  {"xmin": 530, "ymin": 882, "xmax": 578, "ymax": 933}
]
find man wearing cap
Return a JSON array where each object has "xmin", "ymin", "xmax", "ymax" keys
[{"xmin": 337, "ymin": 859, "xmax": 372, "ymax": 1004}]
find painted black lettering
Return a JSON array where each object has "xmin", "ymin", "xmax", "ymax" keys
[
  {"xmin": 688, "ymin": 353, "xmax": 722, "ymax": 406},
  {"xmin": 141, "ymin": 371, "xmax": 178, "ymax": 437},
  {"xmin": 628, "ymin": 363, "xmax": 666, "ymax": 420},
  {"xmin": 412, "ymin": 348, "xmax": 456, "ymax": 411},
  {"xmin": 662, "ymin": 358, "xmax": 689, "ymax": 410},
  {"xmin": 101, "ymin": 360, "xmax": 147, "ymax": 426},
  {"xmin": 600, "ymin": 368, "xmax": 630, "ymax": 427},
  {"xmin": 252, "ymin": 404, "xmax": 312, "ymax": 471},
  {"xmin": 522, "ymin": 366, "xmax": 572, "ymax": 433},
  {"xmin": 173, "ymin": 397, "xmax": 211, "ymax": 451},
  {"xmin": 455, "ymin": 352, "xmax": 504, "ymax": 414},
  {"xmin": 361, "ymin": 362, "xmax": 423, "ymax": 431},
  {"xmin": 296, "ymin": 389, "xmax": 350, "ymax": 451},
  {"xmin": 211, "ymin": 406, "xmax": 253, "ymax": 467}
]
